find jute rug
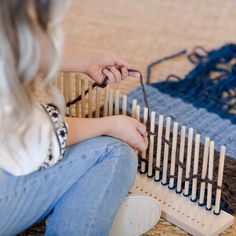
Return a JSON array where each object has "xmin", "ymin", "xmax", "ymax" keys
[{"xmin": 21, "ymin": 0, "xmax": 236, "ymax": 235}]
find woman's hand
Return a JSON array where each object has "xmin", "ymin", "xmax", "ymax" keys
[
  {"xmin": 84, "ymin": 52, "xmax": 132, "ymax": 84},
  {"xmin": 105, "ymin": 115, "xmax": 148, "ymax": 152},
  {"xmin": 61, "ymin": 45, "xmax": 138, "ymax": 84}
]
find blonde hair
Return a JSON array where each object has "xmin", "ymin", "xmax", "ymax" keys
[{"xmin": 0, "ymin": 0, "xmax": 69, "ymax": 155}]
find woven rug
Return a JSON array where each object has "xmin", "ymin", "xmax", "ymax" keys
[{"xmin": 20, "ymin": 0, "xmax": 236, "ymax": 235}]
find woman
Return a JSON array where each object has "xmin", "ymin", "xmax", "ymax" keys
[{"xmin": 0, "ymin": 1, "xmax": 160, "ymax": 235}]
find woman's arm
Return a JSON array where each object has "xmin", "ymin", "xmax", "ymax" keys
[
  {"xmin": 65, "ymin": 116, "xmax": 111, "ymax": 145},
  {"xmin": 65, "ymin": 115, "xmax": 148, "ymax": 152}
]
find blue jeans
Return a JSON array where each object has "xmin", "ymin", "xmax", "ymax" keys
[{"xmin": 0, "ymin": 136, "xmax": 138, "ymax": 236}]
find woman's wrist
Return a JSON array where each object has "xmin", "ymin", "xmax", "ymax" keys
[
  {"xmin": 65, "ymin": 116, "xmax": 118, "ymax": 145},
  {"xmin": 103, "ymin": 115, "xmax": 122, "ymax": 138}
]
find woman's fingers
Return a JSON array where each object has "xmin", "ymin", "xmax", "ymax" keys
[
  {"xmin": 103, "ymin": 68, "xmax": 116, "ymax": 83},
  {"xmin": 110, "ymin": 66, "xmax": 122, "ymax": 82},
  {"xmin": 132, "ymin": 131, "xmax": 147, "ymax": 152},
  {"xmin": 137, "ymin": 122, "xmax": 147, "ymax": 135},
  {"xmin": 84, "ymin": 52, "xmax": 134, "ymax": 84},
  {"xmin": 104, "ymin": 54, "xmax": 132, "ymax": 83},
  {"xmin": 142, "ymin": 133, "xmax": 148, "ymax": 149},
  {"xmin": 136, "ymin": 122, "xmax": 148, "ymax": 151},
  {"xmin": 112, "ymin": 55, "xmax": 132, "ymax": 69},
  {"xmin": 129, "ymin": 121, "xmax": 147, "ymax": 152},
  {"xmin": 121, "ymin": 66, "xmax": 129, "ymax": 80},
  {"xmin": 104, "ymin": 66, "xmax": 130, "ymax": 83}
]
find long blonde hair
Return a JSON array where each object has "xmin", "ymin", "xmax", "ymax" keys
[{"xmin": 0, "ymin": 0, "xmax": 69, "ymax": 154}]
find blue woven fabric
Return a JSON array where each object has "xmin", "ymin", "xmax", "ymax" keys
[
  {"xmin": 126, "ymin": 85, "xmax": 236, "ymax": 159},
  {"xmin": 126, "ymin": 44, "xmax": 236, "ymax": 159},
  {"xmin": 149, "ymin": 44, "xmax": 236, "ymax": 123}
]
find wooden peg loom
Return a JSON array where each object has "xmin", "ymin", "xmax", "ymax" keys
[{"xmin": 58, "ymin": 73, "xmax": 234, "ymax": 236}]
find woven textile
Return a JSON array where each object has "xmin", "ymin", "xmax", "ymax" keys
[
  {"xmin": 127, "ymin": 85, "xmax": 236, "ymax": 158},
  {"xmin": 127, "ymin": 44, "xmax": 236, "ymax": 158}
]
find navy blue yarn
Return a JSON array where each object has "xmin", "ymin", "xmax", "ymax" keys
[{"xmin": 149, "ymin": 44, "xmax": 236, "ymax": 124}]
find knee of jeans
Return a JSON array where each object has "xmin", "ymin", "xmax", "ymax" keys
[{"xmin": 113, "ymin": 143, "xmax": 138, "ymax": 180}]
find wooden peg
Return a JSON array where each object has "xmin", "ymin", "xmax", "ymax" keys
[
  {"xmin": 141, "ymin": 107, "xmax": 148, "ymax": 173},
  {"xmin": 68, "ymin": 74, "xmax": 74, "ymax": 116},
  {"xmin": 198, "ymin": 137, "xmax": 210, "ymax": 206},
  {"xmin": 191, "ymin": 134, "xmax": 200, "ymax": 201},
  {"xmin": 148, "ymin": 111, "xmax": 155, "ymax": 177},
  {"xmin": 214, "ymin": 145, "xmax": 226, "ymax": 215},
  {"xmin": 115, "ymin": 90, "xmax": 120, "ymax": 115},
  {"xmin": 184, "ymin": 128, "xmax": 193, "ymax": 196},
  {"xmin": 81, "ymin": 79, "xmax": 86, "ymax": 118},
  {"xmin": 176, "ymin": 126, "xmax": 186, "ymax": 193},
  {"xmin": 155, "ymin": 115, "xmax": 164, "ymax": 181},
  {"xmin": 122, "ymin": 95, "xmax": 127, "ymax": 115},
  {"xmin": 131, "ymin": 99, "xmax": 137, "ymax": 118},
  {"xmin": 206, "ymin": 141, "xmax": 215, "ymax": 210},
  {"xmin": 103, "ymin": 85, "xmax": 109, "ymax": 117},
  {"xmin": 109, "ymin": 89, "xmax": 114, "ymax": 116},
  {"xmin": 88, "ymin": 81, "xmax": 93, "ymax": 118},
  {"xmin": 75, "ymin": 75, "xmax": 81, "ymax": 117},
  {"xmin": 162, "ymin": 117, "xmax": 171, "ymax": 185},
  {"xmin": 169, "ymin": 122, "xmax": 178, "ymax": 189},
  {"xmin": 95, "ymin": 87, "xmax": 100, "ymax": 118}
]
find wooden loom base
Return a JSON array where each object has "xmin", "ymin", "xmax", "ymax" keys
[{"xmin": 130, "ymin": 173, "xmax": 234, "ymax": 236}]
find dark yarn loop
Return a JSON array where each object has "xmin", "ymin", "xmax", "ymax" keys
[
  {"xmin": 184, "ymin": 177, "xmax": 192, "ymax": 182},
  {"xmin": 166, "ymin": 74, "xmax": 182, "ymax": 81},
  {"xmin": 193, "ymin": 46, "xmax": 208, "ymax": 55},
  {"xmin": 187, "ymin": 46, "xmax": 209, "ymax": 64},
  {"xmin": 146, "ymin": 49, "xmax": 187, "ymax": 84},
  {"xmin": 154, "ymin": 166, "xmax": 162, "ymax": 172},
  {"xmin": 169, "ymin": 175, "xmax": 175, "ymax": 179},
  {"xmin": 140, "ymin": 157, "xmax": 148, "ymax": 164},
  {"xmin": 66, "ymin": 76, "xmax": 108, "ymax": 107}
]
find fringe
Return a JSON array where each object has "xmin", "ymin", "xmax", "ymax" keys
[{"xmin": 149, "ymin": 44, "xmax": 236, "ymax": 124}]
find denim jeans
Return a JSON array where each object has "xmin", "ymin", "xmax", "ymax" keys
[{"xmin": 0, "ymin": 136, "xmax": 138, "ymax": 236}]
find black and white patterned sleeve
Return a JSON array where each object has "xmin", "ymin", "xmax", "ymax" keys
[{"xmin": 40, "ymin": 104, "xmax": 68, "ymax": 170}]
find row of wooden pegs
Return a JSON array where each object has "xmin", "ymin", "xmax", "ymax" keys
[{"xmin": 58, "ymin": 74, "xmax": 225, "ymax": 215}]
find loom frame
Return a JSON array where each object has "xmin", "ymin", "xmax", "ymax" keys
[{"xmin": 59, "ymin": 74, "xmax": 234, "ymax": 236}]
